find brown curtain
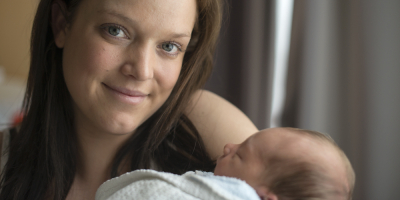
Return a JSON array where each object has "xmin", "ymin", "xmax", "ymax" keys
[
  {"xmin": 282, "ymin": 0, "xmax": 400, "ymax": 200},
  {"xmin": 207, "ymin": 0, "xmax": 400, "ymax": 200},
  {"xmin": 206, "ymin": 0, "xmax": 275, "ymax": 129}
]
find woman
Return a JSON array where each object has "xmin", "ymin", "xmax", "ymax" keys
[{"xmin": 0, "ymin": 0, "xmax": 258, "ymax": 199}]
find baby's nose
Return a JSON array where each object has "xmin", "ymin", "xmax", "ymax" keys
[{"xmin": 223, "ymin": 143, "xmax": 235, "ymax": 155}]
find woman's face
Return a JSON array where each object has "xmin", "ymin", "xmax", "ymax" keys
[{"xmin": 57, "ymin": 0, "xmax": 197, "ymax": 135}]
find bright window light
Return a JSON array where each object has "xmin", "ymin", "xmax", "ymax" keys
[{"xmin": 269, "ymin": 0, "xmax": 294, "ymax": 127}]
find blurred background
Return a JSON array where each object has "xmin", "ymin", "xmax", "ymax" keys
[
  {"xmin": 0, "ymin": 0, "xmax": 35, "ymax": 129},
  {"xmin": 0, "ymin": 0, "xmax": 399, "ymax": 199}
]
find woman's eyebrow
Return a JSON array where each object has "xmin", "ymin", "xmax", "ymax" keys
[
  {"xmin": 97, "ymin": 9, "xmax": 136, "ymax": 26},
  {"xmin": 97, "ymin": 9, "xmax": 191, "ymax": 39},
  {"xmin": 169, "ymin": 33, "xmax": 191, "ymax": 39}
]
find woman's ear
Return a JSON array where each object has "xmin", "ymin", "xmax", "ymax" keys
[
  {"xmin": 51, "ymin": 0, "xmax": 68, "ymax": 48},
  {"xmin": 255, "ymin": 187, "xmax": 278, "ymax": 200}
]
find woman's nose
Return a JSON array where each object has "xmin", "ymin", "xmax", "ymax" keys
[{"xmin": 121, "ymin": 44, "xmax": 154, "ymax": 81}]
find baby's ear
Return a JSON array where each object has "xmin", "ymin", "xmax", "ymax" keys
[
  {"xmin": 51, "ymin": 0, "xmax": 69, "ymax": 48},
  {"xmin": 255, "ymin": 186, "xmax": 278, "ymax": 200}
]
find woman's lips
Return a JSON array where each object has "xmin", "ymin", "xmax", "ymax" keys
[{"xmin": 103, "ymin": 83, "xmax": 148, "ymax": 104}]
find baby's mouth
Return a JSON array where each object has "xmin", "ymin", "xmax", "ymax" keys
[{"xmin": 217, "ymin": 154, "xmax": 226, "ymax": 162}]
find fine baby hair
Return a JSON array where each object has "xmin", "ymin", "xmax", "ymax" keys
[{"xmin": 262, "ymin": 128, "xmax": 355, "ymax": 200}]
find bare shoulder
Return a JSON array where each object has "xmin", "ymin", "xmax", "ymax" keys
[{"xmin": 185, "ymin": 90, "xmax": 258, "ymax": 159}]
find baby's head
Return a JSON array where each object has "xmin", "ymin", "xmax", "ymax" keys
[{"xmin": 214, "ymin": 127, "xmax": 355, "ymax": 200}]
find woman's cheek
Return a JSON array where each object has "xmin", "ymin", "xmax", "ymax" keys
[
  {"xmin": 157, "ymin": 60, "xmax": 183, "ymax": 90},
  {"xmin": 82, "ymin": 42, "xmax": 120, "ymax": 76}
]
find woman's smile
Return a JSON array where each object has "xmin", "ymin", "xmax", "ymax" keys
[
  {"xmin": 102, "ymin": 83, "xmax": 148, "ymax": 105},
  {"xmin": 57, "ymin": 0, "xmax": 197, "ymax": 134}
]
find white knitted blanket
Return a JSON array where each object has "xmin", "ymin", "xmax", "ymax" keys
[{"xmin": 95, "ymin": 169, "xmax": 259, "ymax": 200}]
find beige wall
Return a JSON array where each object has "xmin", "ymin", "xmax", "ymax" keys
[{"xmin": 0, "ymin": 0, "xmax": 39, "ymax": 80}]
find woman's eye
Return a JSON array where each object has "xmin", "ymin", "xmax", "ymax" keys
[
  {"xmin": 161, "ymin": 42, "xmax": 182, "ymax": 56},
  {"xmin": 109, "ymin": 26, "xmax": 121, "ymax": 36},
  {"xmin": 101, "ymin": 24, "xmax": 128, "ymax": 39},
  {"xmin": 108, "ymin": 26, "xmax": 126, "ymax": 38}
]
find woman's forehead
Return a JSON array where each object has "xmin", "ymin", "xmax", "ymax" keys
[{"xmin": 77, "ymin": 0, "xmax": 197, "ymax": 35}]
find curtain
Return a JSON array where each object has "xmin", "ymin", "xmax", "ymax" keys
[
  {"xmin": 207, "ymin": 0, "xmax": 400, "ymax": 199},
  {"xmin": 282, "ymin": 0, "xmax": 400, "ymax": 199},
  {"xmin": 205, "ymin": 0, "xmax": 275, "ymax": 129}
]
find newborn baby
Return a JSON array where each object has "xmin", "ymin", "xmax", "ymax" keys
[
  {"xmin": 214, "ymin": 127, "xmax": 355, "ymax": 200},
  {"xmin": 96, "ymin": 128, "xmax": 355, "ymax": 200}
]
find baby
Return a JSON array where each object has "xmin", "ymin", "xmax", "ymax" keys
[
  {"xmin": 214, "ymin": 127, "xmax": 355, "ymax": 200},
  {"xmin": 96, "ymin": 127, "xmax": 355, "ymax": 200}
]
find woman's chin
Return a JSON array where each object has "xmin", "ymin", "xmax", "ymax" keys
[
  {"xmin": 107, "ymin": 125, "xmax": 139, "ymax": 135},
  {"xmin": 96, "ymin": 119, "xmax": 140, "ymax": 136}
]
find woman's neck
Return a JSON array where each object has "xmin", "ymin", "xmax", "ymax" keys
[
  {"xmin": 74, "ymin": 120, "xmax": 133, "ymax": 184},
  {"xmin": 67, "ymin": 127, "xmax": 132, "ymax": 200}
]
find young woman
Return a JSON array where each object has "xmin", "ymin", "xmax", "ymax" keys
[{"xmin": 0, "ymin": 0, "xmax": 258, "ymax": 199}]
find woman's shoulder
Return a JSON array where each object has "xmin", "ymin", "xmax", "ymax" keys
[
  {"xmin": 0, "ymin": 128, "xmax": 10, "ymax": 154},
  {"xmin": 0, "ymin": 127, "xmax": 15, "ymax": 159},
  {"xmin": 0, "ymin": 128, "xmax": 7, "ymax": 168},
  {"xmin": 185, "ymin": 90, "xmax": 258, "ymax": 159},
  {"xmin": 0, "ymin": 130, "xmax": 3, "ymax": 154},
  {"xmin": 0, "ymin": 127, "xmax": 14, "ymax": 171}
]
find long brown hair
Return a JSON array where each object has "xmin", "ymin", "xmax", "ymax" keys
[{"xmin": 0, "ymin": 0, "xmax": 223, "ymax": 199}]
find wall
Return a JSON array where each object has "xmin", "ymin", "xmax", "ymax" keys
[
  {"xmin": 0, "ymin": 0, "xmax": 38, "ymax": 129},
  {"xmin": 0, "ymin": 0, "xmax": 38, "ymax": 80}
]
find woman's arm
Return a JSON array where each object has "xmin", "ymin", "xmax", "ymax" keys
[{"xmin": 185, "ymin": 90, "xmax": 258, "ymax": 159}]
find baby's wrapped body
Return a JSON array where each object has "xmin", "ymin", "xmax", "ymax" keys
[
  {"xmin": 95, "ymin": 169, "xmax": 259, "ymax": 200},
  {"xmin": 96, "ymin": 128, "xmax": 355, "ymax": 200}
]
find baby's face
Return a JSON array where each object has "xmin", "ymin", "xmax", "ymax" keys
[
  {"xmin": 213, "ymin": 129, "xmax": 271, "ymax": 188},
  {"xmin": 214, "ymin": 128, "xmax": 345, "ymax": 189}
]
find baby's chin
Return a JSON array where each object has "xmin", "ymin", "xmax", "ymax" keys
[{"xmin": 213, "ymin": 169, "xmax": 222, "ymax": 176}]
